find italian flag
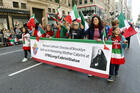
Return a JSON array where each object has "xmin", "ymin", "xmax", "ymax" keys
[
  {"xmin": 103, "ymin": 29, "xmax": 110, "ymax": 50},
  {"xmin": 8, "ymin": 37, "xmax": 14, "ymax": 46},
  {"xmin": 118, "ymin": 12, "xmax": 137, "ymax": 38},
  {"xmin": 57, "ymin": 5, "xmax": 63, "ymax": 19},
  {"xmin": 37, "ymin": 26, "xmax": 46, "ymax": 37},
  {"xmin": 118, "ymin": 12, "xmax": 125, "ymax": 29},
  {"xmin": 27, "ymin": 15, "xmax": 38, "ymax": 30},
  {"xmin": 111, "ymin": 48, "xmax": 125, "ymax": 64},
  {"xmin": 47, "ymin": 13, "xmax": 58, "ymax": 22},
  {"xmin": 69, "ymin": 4, "xmax": 79, "ymax": 21},
  {"xmin": 79, "ymin": 11, "xmax": 89, "ymax": 31}
]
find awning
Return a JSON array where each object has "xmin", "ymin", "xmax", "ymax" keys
[{"xmin": 0, "ymin": 8, "xmax": 30, "ymax": 15}]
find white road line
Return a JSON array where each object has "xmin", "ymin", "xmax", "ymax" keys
[
  {"xmin": 137, "ymin": 34, "xmax": 140, "ymax": 47},
  {"xmin": 0, "ymin": 49, "xmax": 22, "ymax": 56},
  {"xmin": 8, "ymin": 63, "xmax": 43, "ymax": 77}
]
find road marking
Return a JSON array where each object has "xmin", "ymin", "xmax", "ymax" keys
[
  {"xmin": 0, "ymin": 49, "xmax": 22, "ymax": 56},
  {"xmin": 137, "ymin": 34, "xmax": 140, "ymax": 47},
  {"xmin": 8, "ymin": 63, "xmax": 43, "ymax": 77}
]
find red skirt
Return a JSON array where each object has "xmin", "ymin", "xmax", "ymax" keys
[{"xmin": 23, "ymin": 46, "xmax": 30, "ymax": 50}]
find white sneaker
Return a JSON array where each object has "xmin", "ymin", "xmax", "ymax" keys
[
  {"xmin": 88, "ymin": 74, "xmax": 92, "ymax": 77},
  {"xmin": 22, "ymin": 58, "xmax": 28, "ymax": 62}
]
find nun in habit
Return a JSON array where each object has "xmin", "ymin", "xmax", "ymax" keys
[{"xmin": 90, "ymin": 49, "xmax": 107, "ymax": 71}]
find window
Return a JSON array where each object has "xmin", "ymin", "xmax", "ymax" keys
[
  {"xmin": 79, "ymin": 0, "xmax": 82, "ymax": 5},
  {"xmin": 69, "ymin": 3, "xmax": 71, "ymax": 6},
  {"xmin": 90, "ymin": 0, "xmax": 93, "ymax": 3},
  {"xmin": 13, "ymin": 2, "xmax": 19, "ymax": 8},
  {"xmin": 55, "ymin": 0, "xmax": 59, "ymax": 3},
  {"xmin": 84, "ymin": 0, "xmax": 87, "ymax": 4},
  {"xmin": 53, "ymin": 9, "xmax": 55, "ymax": 13},
  {"xmin": 0, "ymin": 0, "xmax": 3, "ymax": 6},
  {"xmin": 48, "ymin": 8, "xmax": 51, "ymax": 13},
  {"xmin": 21, "ymin": 3, "xmax": 26, "ymax": 9}
]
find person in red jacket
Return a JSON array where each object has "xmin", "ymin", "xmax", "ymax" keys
[
  {"xmin": 46, "ymin": 24, "xmax": 54, "ymax": 38},
  {"xmin": 108, "ymin": 19, "xmax": 119, "ymax": 38}
]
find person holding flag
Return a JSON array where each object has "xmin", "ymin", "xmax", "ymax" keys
[
  {"xmin": 52, "ymin": 22, "xmax": 69, "ymax": 38},
  {"xmin": 69, "ymin": 19, "xmax": 84, "ymax": 39}
]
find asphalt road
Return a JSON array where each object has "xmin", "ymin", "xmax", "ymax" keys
[{"xmin": 0, "ymin": 32, "xmax": 140, "ymax": 93}]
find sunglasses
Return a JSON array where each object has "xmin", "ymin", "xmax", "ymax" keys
[{"xmin": 73, "ymin": 24, "xmax": 79, "ymax": 26}]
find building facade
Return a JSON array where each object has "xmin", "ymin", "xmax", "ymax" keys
[
  {"xmin": 28, "ymin": 0, "xmax": 72, "ymax": 26},
  {"xmin": 75, "ymin": 0, "xmax": 105, "ymax": 18},
  {"xmin": 0, "ymin": 0, "xmax": 72, "ymax": 30},
  {"xmin": 0, "ymin": 0, "xmax": 30, "ymax": 30}
]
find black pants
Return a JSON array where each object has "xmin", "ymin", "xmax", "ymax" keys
[
  {"xmin": 24, "ymin": 50, "xmax": 31, "ymax": 58},
  {"xmin": 3, "ymin": 38, "xmax": 8, "ymax": 46},
  {"xmin": 109, "ymin": 64, "xmax": 120, "ymax": 76},
  {"xmin": 126, "ymin": 37, "xmax": 131, "ymax": 48}
]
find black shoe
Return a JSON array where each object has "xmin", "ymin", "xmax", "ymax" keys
[{"xmin": 68, "ymin": 69, "xmax": 72, "ymax": 71}]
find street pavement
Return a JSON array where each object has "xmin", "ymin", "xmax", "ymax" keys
[{"xmin": 0, "ymin": 31, "xmax": 140, "ymax": 93}]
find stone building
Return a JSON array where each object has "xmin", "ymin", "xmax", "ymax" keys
[
  {"xmin": 75, "ymin": 0, "xmax": 106, "ymax": 17},
  {"xmin": 0, "ymin": 0, "xmax": 29, "ymax": 29},
  {"xmin": 0, "ymin": 0, "xmax": 72, "ymax": 30}
]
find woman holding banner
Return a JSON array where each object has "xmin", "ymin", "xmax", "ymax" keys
[{"xmin": 84, "ymin": 15, "xmax": 104, "ymax": 77}]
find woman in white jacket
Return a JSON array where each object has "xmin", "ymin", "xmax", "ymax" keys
[{"xmin": 22, "ymin": 27, "xmax": 30, "ymax": 62}]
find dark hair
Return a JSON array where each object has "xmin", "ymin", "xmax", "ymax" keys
[
  {"xmin": 112, "ymin": 19, "xmax": 119, "ymax": 26},
  {"xmin": 112, "ymin": 26, "xmax": 121, "ymax": 39},
  {"xmin": 35, "ymin": 23, "xmax": 39, "ymax": 30},
  {"xmin": 21, "ymin": 27, "xmax": 28, "ymax": 34},
  {"xmin": 89, "ymin": 15, "xmax": 103, "ymax": 31}
]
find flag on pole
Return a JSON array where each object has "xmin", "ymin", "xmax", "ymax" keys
[
  {"xmin": 27, "ymin": 15, "xmax": 38, "ymax": 30},
  {"xmin": 47, "ymin": 13, "xmax": 58, "ymax": 22},
  {"xmin": 69, "ymin": 4, "xmax": 79, "ymax": 21},
  {"xmin": 37, "ymin": 26, "xmax": 46, "ymax": 37},
  {"xmin": 103, "ymin": 29, "xmax": 110, "ymax": 50},
  {"xmin": 57, "ymin": 5, "xmax": 63, "ymax": 19},
  {"xmin": 123, "ymin": 22, "xmax": 137, "ymax": 38},
  {"xmin": 118, "ymin": 12, "xmax": 125, "ymax": 28},
  {"xmin": 79, "ymin": 11, "xmax": 89, "ymax": 31},
  {"xmin": 118, "ymin": 13, "xmax": 137, "ymax": 38}
]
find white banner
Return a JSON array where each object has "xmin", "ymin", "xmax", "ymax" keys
[{"xmin": 31, "ymin": 38, "xmax": 112, "ymax": 78}]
